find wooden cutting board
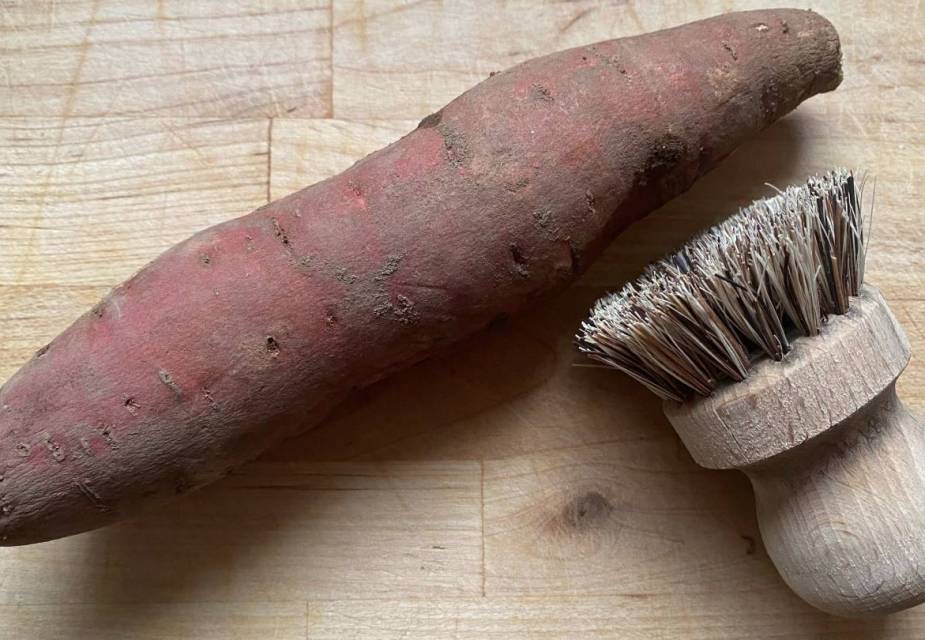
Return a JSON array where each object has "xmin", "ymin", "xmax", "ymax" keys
[{"xmin": 1, "ymin": 1, "xmax": 923, "ymax": 638}]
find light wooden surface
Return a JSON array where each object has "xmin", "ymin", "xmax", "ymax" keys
[{"xmin": 0, "ymin": 1, "xmax": 923, "ymax": 637}]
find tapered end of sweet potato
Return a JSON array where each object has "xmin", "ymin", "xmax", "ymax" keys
[{"xmin": 753, "ymin": 8, "xmax": 843, "ymax": 109}]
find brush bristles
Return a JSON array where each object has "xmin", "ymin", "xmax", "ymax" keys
[{"xmin": 578, "ymin": 169, "xmax": 868, "ymax": 402}]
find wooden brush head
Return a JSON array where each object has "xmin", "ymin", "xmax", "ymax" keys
[
  {"xmin": 578, "ymin": 169, "xmax": 867, "ymax": 403},
  {"xmin": 663, "ymin": 284, "xmax": 910, "ymax": 469}
]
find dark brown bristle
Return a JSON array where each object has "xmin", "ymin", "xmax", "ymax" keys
[{"xmin": 578, "ymin": 169, "xmax": 867, "ymax": 402}]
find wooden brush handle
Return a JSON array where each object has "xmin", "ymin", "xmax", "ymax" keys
[
  {"xmin": 666, "ymin": 285, "xmax": 925, "ymax": 615},
  {"xmin": 747, "ymin": 383, "xmax": 925, "ymax": 616}
]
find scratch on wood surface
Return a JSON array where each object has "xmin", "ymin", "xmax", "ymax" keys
[
  {"xmin": 622, "ymin": 2, "xmax": 646, "ymax": 33},
  {"xmin": 559, "ymin": 7, "xmax": 593, "ymax": 34},
  {"xmin": 59, "ymin": 0, "xmax": 101, "ymax": 124},
  {"xmin": 13, "ymin": 0, "xmax": 102, "ymax": 287},
  {"xmin": 327, "ymin": 0, "xmax": 334, "ymax": 116},
  {"xmin": 266, "ymin": 117, "xmax": 274, "ymax": 203},
  {"xmin": 356, "ymin": 0, "xmax": 367, "ymax": 55},
  {"xmin": 335, "ymin": 0, "xmax": 439, "ymax": 52},
  {"xmin": 160, "ymin": 120, "xmax": 211, "ymax": 168}
]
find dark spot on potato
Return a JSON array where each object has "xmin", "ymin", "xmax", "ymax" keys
[
  {"xmin": 200, "ymin": 254, "xmax": 211, "ymax": 265},
  {"xmin": 271, "ymin": 217, "xmax": 290, "ymax": 246},
  {"xmin": 780, "ymin": 19, "xmax": 790, "ymax": 34},
  {"xmin": 348, "ymin": 181, "xmax": 362, "ymax": 197},
  {"xmin": 265, "ymin": 336, "xmax": 281, "ymax": 358},
  {"xmin": 606, "ymin": 56, "xmax": 627, "ymax": 73},
  {"xmin": 510, "ymin": 244, "xmax": 529, "ymax": 278},
  {"xmin": 91, "ymin": 301, "xmax": 105, "ymax": 318},
  {"xmin": 15, "ymin": 443, "xmax": 30, "ymax": 457},
  {"xmin": 123, "ymin": 397, "xmax": 140, "ymax": 416},
  {"xmin": 34, "ymin": 344, "xmax": 49, "ymax": 359},
  {"xmin": 639, "ymin": 133, "xmax": 687, "ymax": 188},
  {"xmin": 722, "ymin": 41, "xmax": 738, "ymax": 61},
  {"xmin": 488, "ymin": 70, "xmax": 499, "ymax": 77},
  {"xmin": 417, "ymin": 110, "xmax": 442, "ymax": 128},
  {"xmin": 530, "ymin": 83, "xmax": 554, "ymax": 102},
  {"xmin": 563, "ymin": 491, "xmax": 613, "ymax": 530}
]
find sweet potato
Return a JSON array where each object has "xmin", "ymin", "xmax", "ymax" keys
[{"xmin": 0, "ymin": 9, "xmax": 841, "ymax": 545}]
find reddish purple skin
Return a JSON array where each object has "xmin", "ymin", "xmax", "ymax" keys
[{"xmin": 0, "ymin": 9, "xmax": 841, "ymax": 544}]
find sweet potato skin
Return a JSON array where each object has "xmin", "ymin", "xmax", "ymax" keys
[{"xmin": 0, "ymin": 9, "xmax": 841, "ymax": 544}]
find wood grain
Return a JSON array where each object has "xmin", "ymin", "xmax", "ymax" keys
[
  {"xmin": 483, "ymin": 438, "xmax": 770, "ymax": 596},
  {"xmin": 1, "ymin": 603, "xmax": 306, "ymax": 640},
  {"xmin": 0, "ymin": 0, "xmax": 331, "ymax": 117},
  {"xmin": 306, "ymin": 596, "xmax": 925, "ymax": 639},
  {"xmin": 0, "ymin": 462, "xmax": 481, "ymax": 606},
  {"xmin": 331, "ymin": 0, "xmax": 925, "ymax": 120},
  {"xmin": 1, "ymin": 0, "xmax": 923, "ymax": 637}
]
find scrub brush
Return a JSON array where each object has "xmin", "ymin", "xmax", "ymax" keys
[{"xmin": 578, "ymin": 169, "xmax": 925, "ymax": 616}]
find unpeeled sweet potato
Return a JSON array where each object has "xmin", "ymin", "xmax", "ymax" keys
[{"xmin": 0, "ymin": 9, "xmax": 841, "ymax": 545}]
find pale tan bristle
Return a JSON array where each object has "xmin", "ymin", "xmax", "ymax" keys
[{"xmin": 578, "ymin": 169, "xmax": 868, "ymax": 402}]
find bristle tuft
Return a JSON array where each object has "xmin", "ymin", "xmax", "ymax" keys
[{"xmin": 578, "ymin": 169, "xmax": 867, "ymax": 402}]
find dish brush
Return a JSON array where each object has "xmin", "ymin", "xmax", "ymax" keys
[{"xmin": 578, "ymin": 169, "xmax": 925, "ymax": 616}]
